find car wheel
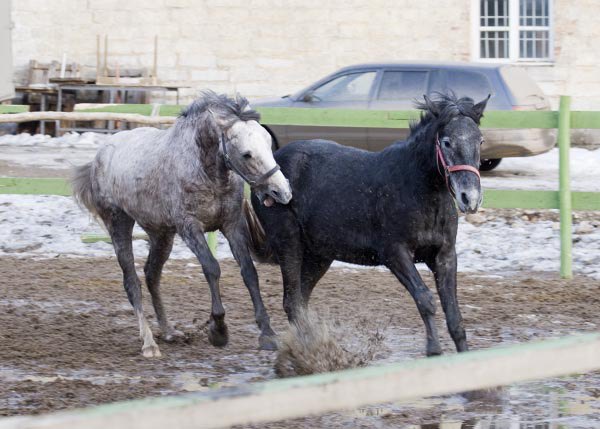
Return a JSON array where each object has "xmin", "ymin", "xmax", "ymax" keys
[{"xmin": 479, "ymin": 158, "xmax": 502, "ymax": 172}]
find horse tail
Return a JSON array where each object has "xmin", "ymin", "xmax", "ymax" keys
[
  {"xmin": 242, "ymin": 198, "xmax": 276, "ymax": 264},
  {"xmin": 71, "ymin": 162, "xmax": 98, "ymax": 217}
]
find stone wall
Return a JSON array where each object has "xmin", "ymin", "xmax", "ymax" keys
[{"xmin": 9, "ymin": 0, "xmax": 600, "ymax": 110}]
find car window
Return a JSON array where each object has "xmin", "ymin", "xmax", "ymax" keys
[
  {"xmin": 428, "ymin": 70, "xmax": 444, "ymax": 94},
  {"xmin": 312, "ymin": 72, "xmax": 376, "ymax": 102},
  {"xmin": 446, "ymin": 70, "xmax": 493, "ymax": 100},
  {"xmin": 377, "ymin": 71, "xmax": 428, "ymax": 101}
]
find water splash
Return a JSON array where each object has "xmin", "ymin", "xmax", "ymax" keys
[{"xmin": 274, "ymin": 309, "xmax": 387, "ymax": 378}]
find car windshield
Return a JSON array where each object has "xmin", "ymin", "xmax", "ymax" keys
[{"xmin": 311, "ymin": 72, "xmax": 376, "ymax": 102}]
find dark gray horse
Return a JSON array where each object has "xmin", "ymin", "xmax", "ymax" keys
[
  {"xmin": 72, "ymin": 91, "xmax": 292, "ymax": 357},
  {"xmin": 250, "ymin": 93, "xmax": 488, "ymax": 356}
]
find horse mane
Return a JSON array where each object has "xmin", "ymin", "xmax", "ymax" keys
[
  {"xmin": 172, "ymin": 90, "xmax": 260, "ymax": 160},
  {"xmin": 411, "ymin": 92, "xmax": 484, "ymax": 136},
  {"xmin": 179, "ymin": 90, "xmax": 260, "ymax": 127},
  {"xmin": 403, "ymin": 92, "xmax": 484, "ymax": 177}
]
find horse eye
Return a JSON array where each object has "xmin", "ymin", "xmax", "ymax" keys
[
  {"xmin": 443, "ymin": 140, "xmax": 451, "ymax": 148},
  {"xmin": 480, "ymin": 139, "xmax": 485, "ymax": 146},
  {"xmin": 243, "ymin": 152, "xmax": 252, "ymax": 160}
]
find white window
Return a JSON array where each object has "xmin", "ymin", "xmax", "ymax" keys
[{"xmin": 472, "ymin": 0, "xmax": 553, "ymax": 62}]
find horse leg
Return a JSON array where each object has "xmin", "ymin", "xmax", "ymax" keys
[
  {"xmin": 102, "ymin": 209, "xmax": 161, "ymax": 358},
  {"xmin": 144, "ymin": 229, "xmax": 182, "ymax": 342},
  {"xmin": 300, "ymin": 252, "xmax": 333, "ymax": 304},
  {"xmin": 258, "ymin": 207, "xmax": 304, "ymax": 323},
  {"xmin": 178, "ymin": 219, "xmax": 228, "ymax": 347},
  {"xmin": 386, "ymin": 248, "xmax": 442, "ymax": 356},
  {"xmin": 222, "ymin": 222, "xmax": 277, "ymax": 350},
  {"xmin": 427, "ymin": 248, "xmax": 468, "ymax": 352}
]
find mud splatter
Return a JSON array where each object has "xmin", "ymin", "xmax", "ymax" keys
[{"xmin": 275, "ymin": 309, "xmax": 387, "ymax": 377}]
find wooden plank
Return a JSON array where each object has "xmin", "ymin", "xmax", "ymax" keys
[
  {"xmin": 0, "ymin": 179, "xmax": 596, "ymax": 212},
  {"xmin": 256, "ymin": 107, "xmax": 419, "ymax": 129},
  {"xmin": 81, "ymin": 231, "xmax": 219, "ymax": 258},
  {"xmin": 483, "ymin": 190, "xmax": 598, "ymax": 211},
  {"xmin": 159, "ymin": 104, "xmax": 184, "ymax": 117},
  {"xmin": 571, "ymin": 111, "xmax": 600, "ymax": 129},
  {"xmin": 256, "ymin": 108, "xmax": 559, "ymax": 129},
  {"xmin": 0, "ymin": 105, "xmax": 30, "ymax": 114},
  {"xmin": 0, "ymin": 111, "xmax": 175, "ymax": 125},
  {"xmin": 75, "ymin": 104, "xmax": 153, "ymax": 116},
  {"xmin": 1, "ymin": 334, "xmax": 599, "ymax": 429},
  {"xmin": 479, "ymin": 110, "xmax": 558, "ymax": 129},
  {"xmin": 482, "ymin": 189, "xmax": 560, "ymax": 209},
  {"xmin": 81, "ymin": 233, "xmax": 149, "ymax": 244},
  {"xmin": 0, "ymin": 177, "xmax": 71, "ymax": 196},
  {"xmin": 572, "ymin": 192, "xmax": 600, "ymax": 211},
  {"xmin": 50, "ymin": 105, "xmax": 562, "ymax": 129}
]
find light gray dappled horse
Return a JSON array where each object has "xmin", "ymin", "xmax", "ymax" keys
[{"xmin": 72, "ymin": 91, "xmax": 292, "ymax": 357}]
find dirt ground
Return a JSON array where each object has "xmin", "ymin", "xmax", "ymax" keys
[{"xmin": 1, "ymin": 257, "xmax": 599, "ymax": 427}]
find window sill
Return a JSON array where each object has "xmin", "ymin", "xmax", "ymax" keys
[{"xmin": 473, "ymin": 58, "xmax": 555, "ymax": 67}]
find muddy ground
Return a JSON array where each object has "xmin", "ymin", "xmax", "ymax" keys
[{"xmin": 1, "ymin": 257, "xmax": 599, "ymax": 427}]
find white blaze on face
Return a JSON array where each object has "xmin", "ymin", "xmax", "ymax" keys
[{"xmin": 228, "ymin": 120, "xmax": 292, "ymax": 205}]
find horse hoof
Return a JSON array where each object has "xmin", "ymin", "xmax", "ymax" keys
[
  {"xmin": 208, "ymin": 321, "xmax": 229, "ymax": 347},
  {"xmin": 426, "ymin": 348, "xmax": 443, "ymax": 357},
  {"xmin": 259, "ymin": 334, "xmax": 278, "ymax": 351},
  {"xmin": 163, "ymin": 328, "xmax": 185, "ymax": 343},
  {"xmin": 142, "ymin": 344, "xmax": 162, "ymax": 358}
]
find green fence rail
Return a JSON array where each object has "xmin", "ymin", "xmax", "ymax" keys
[
  {"xmin": 69, "ymin": 103, "xmax": 600, "ymax": 129},
  {"xmin": 0, "ymin": 104, "xmax": 29, "ymax": 114},
  {"xmin": 2, "ymin": 96, "xmax": 600, "ymax": 277}
]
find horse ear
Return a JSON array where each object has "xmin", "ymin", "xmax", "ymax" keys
[
  {"xmin": 423, "ymin": 94, "xmax": 440, "ymax": 117},
  {"xmin": 473, "ymin": 94, "xmax": 491, "ymax": 120}
]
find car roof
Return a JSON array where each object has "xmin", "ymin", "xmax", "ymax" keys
[{"xmin": 336, "ymin": 61, "xmax": 504, "ymax": 72}]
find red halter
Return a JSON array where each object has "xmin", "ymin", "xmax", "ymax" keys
[{"xmin": 435, "ymin": 134, "xmax": 481, "ymax": 197}]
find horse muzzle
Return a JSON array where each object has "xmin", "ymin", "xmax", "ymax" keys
[
  {"xmin": 452, "ymin": 177, "xmax": 482, "ymax": 214},
  {"xmin": 256, "ymin": 171, "xmax": 292, "ymax": 207}
]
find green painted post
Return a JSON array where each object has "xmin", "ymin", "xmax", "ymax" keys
[
  {"xmin": 207, "ymin": 232, "xmax": 217, "ymax": 257},
  {"xmin": 558, "ymin": 95, "xmax": 572, "ymax": 279}
]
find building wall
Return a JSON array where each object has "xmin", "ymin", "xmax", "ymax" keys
[
  {"xmin": 9, "ymin": 0, "xmax": 600, "ymax": 109},
  {"xmin": 1, "ymin": 0, "xmax": 14, "ymax": 101}
]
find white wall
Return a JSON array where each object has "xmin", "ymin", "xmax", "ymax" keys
[{"xmin": 9, "ymin": 0, "xmax": 600, "ymax": 109}]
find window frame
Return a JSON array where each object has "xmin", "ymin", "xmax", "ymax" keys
[{"xmin": 470, "ymin": 0, "xmax": 554, "ymax": 64}]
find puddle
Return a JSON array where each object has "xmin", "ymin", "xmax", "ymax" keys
[
  {"xmin": 0, "ymin": 298, "xmax": 104, "ymax": 314},
  {"xmin": 0, "ymin": 366, "xmax": 143, "ymax": 386}
]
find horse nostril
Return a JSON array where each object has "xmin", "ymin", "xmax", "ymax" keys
[
  {"xmin": 461, "ymin": 192, "xmax": 469, "ymax": 206},
  {"xmin": 270, "ymin": 189, "xmax": 280, "ymax": 198}
]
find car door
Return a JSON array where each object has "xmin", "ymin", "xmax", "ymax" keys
[
  {"xmin": 286, "ymin": 70, "xmax": 378, "ymax": 149},
  {"xmin": 367, "ymin": 69, "xmax": 434, "ymax": 151}
]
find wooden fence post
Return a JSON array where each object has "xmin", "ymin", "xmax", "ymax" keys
[{"xmin": 558, "ymin": 95, "xmax": 572, "ymax": 279}]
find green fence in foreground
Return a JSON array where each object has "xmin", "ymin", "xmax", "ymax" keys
[{"xmin": 1, "ymin": 96, "xmax": 600, "ymax": 277}]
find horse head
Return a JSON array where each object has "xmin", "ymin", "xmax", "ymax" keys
[
  {"xmin": 420, "ymin": 93, "xmax": 490, "ymax": 213},
  {"xmin": 189, "ymin": 91, "xmax": 292, "ymax": 207}
]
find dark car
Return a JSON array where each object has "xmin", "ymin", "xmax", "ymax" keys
[{"xmin": 253, "ymin": 62, "xmax": 555, "ymax": 171}]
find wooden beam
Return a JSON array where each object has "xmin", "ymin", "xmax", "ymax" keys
[
  {"xmin": 0, "ymin": 111, "xmax": 175, "ymax": 125},
  {"xmin": 75, "ymin": 104, "xmax": 154, "ymax": 116},
  {"xmin": 0, "ymin": 334, "xmax": 598, "ymax": 429}
]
